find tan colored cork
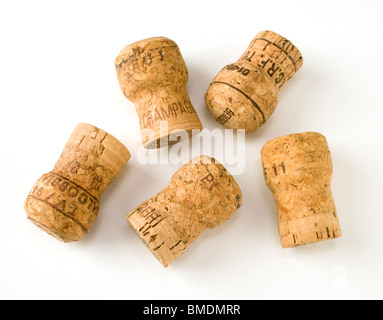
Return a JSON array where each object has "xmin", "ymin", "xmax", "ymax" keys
[
  {"xmin": 205, "ymin": 30, "xmax": 303, "ymax": 133},
  {"xmin": 261, "ymin": 132, "xmax": 342, "ymax": 248},
  {"xmin": 24, "ymin": 123, "xmax": 131, "ymax": 242},
  {"xmin": 115, "ymin": 37, "xmax": 203, "ymax": 149},
  {"xmin": 126, "ymin": 155, "xmax": 242, "ymax": 267}
]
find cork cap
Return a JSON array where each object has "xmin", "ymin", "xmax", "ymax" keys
[
  {"xmin": 205, "ymin": 63, "xmax": 278, "ymax": 133},
  {"xmin": 24, "ymin": 123, "xmax": 130, "ymax": 242},
  {"xmin": 126, "ymin": 156, "xmax": 242, "ymax": 267},
  {"xmin": 115, "ymin": 37, "xmax": 203, "ymax": 148},
  {"xmin": 261, "ymin": 132, "xmax": 342, "ymax": 248},
  {"xmin": 115, "ymin": 37, "xmax": 188, "ymax": 100}
]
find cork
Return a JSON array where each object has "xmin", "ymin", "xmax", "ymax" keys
[
  {"xmin": 260, "ymin": 132, "xmax": 342, "ymax": 248},
  {"xmin": 126, "ymin": 155, "xmax": 242, "ymax": 267},
  {"xmin": 24, "ymin": 123, "xmax": 131, "ymax": 242},
  {"xmin": 205, "ymin": 30, "xmax": 303, "ymax": 133},
  {"xmin": 115, "ymin": 37, "xmax": 203, "ymax": 149}
]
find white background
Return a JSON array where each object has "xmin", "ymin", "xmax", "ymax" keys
[{"xmin": 1, "ymin": 0, "xmax": 382, "ymax": 300}]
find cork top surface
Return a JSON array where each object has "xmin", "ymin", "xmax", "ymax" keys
[
  {"xmin": 261, "ymin": 131, "xmax": 327, "ymax": 155},
  {"xmin": 115, "ymin": 36, "xmax": 178, "ymax": 64},
  {"xmin": 261, "ymin": 131, "xmax": 326, "ymax": 152},
  {"xmin": 115, "ymin": 36, "xmax": 188, "ymax": 101},
  {"xmin": 169, "ymin": 155, "xmax": 242, "ymax": 229},
  {"xmin": 114, "ymin": 36, "xmax": 182, "ymax": 77}
]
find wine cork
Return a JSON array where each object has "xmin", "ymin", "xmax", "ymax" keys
[
  {"xmin": 115, "ymin": 37, "xmax": 203, "ymax": 149},
  {"xmin": 127, "ymin": 155, "xmax": 242, "ymax": 267},
  {"xmin": 205, "ymin": 30, "xmax": 303, "ymax": 133},
  {"xmin": 261, "ymin": 132, "xmax": 342, "ymax": 248},
  {"xmin": 24, "ymin": 123, "xmax": 131, "ymax": 242}
]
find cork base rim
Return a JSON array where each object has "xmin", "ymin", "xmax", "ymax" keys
[
  {"xmin": 143, "ymin": 128, "xmax": 202, "ymax": 149},
  {"xmin": 281, "ymin": 230, "xmax": 343, "ymax": 248},
  {"xmin": 27, "ymin": 216, "xmax": 69, "ymax": 243},
  {"xmin": 281, "ymin": 234, "xmax": 342, "ymax": 248},
  {"xmin": 261, "ymin": 131, "xmax": 326, "ymax": 153},
  {"xmin": 127, "ymin": 217, "xmax": 175, "ymax": 268}
]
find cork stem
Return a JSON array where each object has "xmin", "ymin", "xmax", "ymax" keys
[
  {"xmin": 239, "ymin": 30, "xmax": 303, "ymax": 90},
  {"xmin": 132, "ymin": 86, "xmax": 202, "ymax": 149}
]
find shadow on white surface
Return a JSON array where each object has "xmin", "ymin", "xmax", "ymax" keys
[{"xmin": 79, "ymin": 163, "xmax": 160, "ymax": 247}]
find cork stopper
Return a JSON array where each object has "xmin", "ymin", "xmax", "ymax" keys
[
  {"xmin": 24, "ymin": 123, "xmax": 131, "ymax": 242},
  {"xmin": 260, "ymin": 132, "xmax": 342, "ymax": 248},
  {"xmin": 115, "ymin": 37, "xmax": 203, "ymax": 149},
  {"xmin": 126, "ymin": 155, "xmax": 242, "ymax": 267},
  {"xmin": 205, "ymin": 30, "xmax": 303, "ymax": 134}
]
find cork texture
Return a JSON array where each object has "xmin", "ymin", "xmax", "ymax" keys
[
  {"xmin": 261, "ymin": 132, "xmax": 341, "ymax": 248},
  {"xmin": 127, "ymin": 155, "xmax": 242, "ymax": 267},
  {"xmin": 115, "ymin": 37, "xmax": 203, "ymax": 148},
  {"xmin": 205, "ymin": 30, "xmax": 303, "ymax": 133},
  {"xmin": 24, "ymin": 123, "xmax": 131, "ymax": 242}
]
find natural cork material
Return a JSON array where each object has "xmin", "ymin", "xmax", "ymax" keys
[
  {"xmin": 261, "ymin": 132, "xmax": 342, "ymax": 248},
  {"xmin": 115, "ymin": 37, "xmax": 203, "ymax": 149},
  {"xmin": 24, "ymin": 123, "xmax": 131, "ymax": 242},
  {"xmin": 205, "ymin": 30, "xmax": 303, "ymax": 133},
  {"xmin": 127, "ymin": 155, "xmax": 242, "ymax": 267}
]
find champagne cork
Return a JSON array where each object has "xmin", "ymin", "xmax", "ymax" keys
[
  {"xmin": 205, "ymin": 30, "xmax": 303, "ymax": 133},
  {"xmin": 24, "ymin": 123, "xmax": 131, "ymax": 242},
  {"xmin": 261, "ymin": 132, "xmax": 342, "ymax": 248},
  {"xmin": 115, "ymin": 37, "xmax": 203, "ymax": 149},
  {"xmin": 127, "ymin": 155, "xmax": 242, "ymax": 267}
]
